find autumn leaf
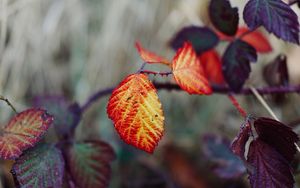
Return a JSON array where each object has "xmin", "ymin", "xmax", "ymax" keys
[
  {"xmin": 12, "ymin": 144, "xmax": 65, "ymax": 187},
  {"xmin": 247, "ymin": 139, "xmax": 294, "ymax": 188},
  {"xmin": 236, "ymin": 27, "xmax": 272, "ymax": 53},
  {"xmin": 66, "ymin": 140, "xmax": 115, "ymax": 188},
  {"xmin": 199, "ymin": 50, "xmax": 225, "ymax": 85},
  {"xmin": 135, "ymin": 41, "xmax": 170, "ymax": 65},
  {"xmin": 0, "ymin": 108, "xmax": 53, "ymax": 159},
  {"xmin": 107, "ymin": 73, "xmax": 165, "ymax": 153},
  {"xmin": 172, "ymin": 42, "xmax": 212, "ymax": 95}
]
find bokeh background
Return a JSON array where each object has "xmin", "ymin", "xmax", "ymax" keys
[{"xmin": 1, "ymin": 0, "xmax": 300, "ymax": 187}]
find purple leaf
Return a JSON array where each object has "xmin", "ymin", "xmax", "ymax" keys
[
  {"xmin": 209, "ymin": 0, "xmax": 239, "ymax": 36},
  {"xmin": 169, "ymin": 26, "xmax": 219, "ymax": 54},
  {"xmin": 202, "ymin": 134, "xmax": 246, "ymax": 179},
  {"xmin": 247, "ymin": 139, "xmax": 294, "ymax": 188},
  {"xmin": 231, "ymin": 120, "xmax": 251, "ymax": 161},
  {"xmin": 34, "ymin": 96, "xmax": 81, "ymax": 138},
  {"xmin": 243, "ymin": 0, "xmax": 299, "ymax": 44},
  {"xmin": 12, "ymin": 144, "xmax": 65, "ymax": 188},
  {"xmin": 222, "ymin": 39, "xmax": 257, "ymax": 92},
  {"xmin": 254, "ymin": 117, "xmax": 299, "ymax": 162}
]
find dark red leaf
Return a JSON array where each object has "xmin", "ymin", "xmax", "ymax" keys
[
  {"xmin": 247, "ymin": 139, "xmax": 294, "ymax": 188},
  {"xmin": 254, "ymin": 117, "xmax": 299, "ymax": 162},
  {"xmin": 263, "ymin": 54, "xmax": 289, "ymax": 87},
  {"xmin": 209, "ymin": 0, "xmax": 239, "ymax": 36},
  {"xmin": 230, "ymin": 120, "xmax": 251, "ymax": 161}
]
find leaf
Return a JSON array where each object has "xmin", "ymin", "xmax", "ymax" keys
[
  {"xmin": 237, "ymin": 27, "xmax": 272, "ymax": 53},
  {"xmin": 170, "ymin": 26, "xmax": 219, "ymax": 54},
  {"xmin": 247, "ymin": 139, "xmax": 294, "ymax": 188},
  {"xmin": 0, "ymin": 108, "xmax": 53, "ymax": 159},
  {"xmin": 66, "ymin": 140, "xmax": 115, "ymax": 188},
  {"xmin": 34, "ymin": 96, "xmax": 81, "ymax": 138},
  {"xmin": 230, "ymin": 120, "xmax": 251, "ymax": 161},
  {"xmin": 263, "ymin": 54, "xmax": 289, "ymax": 86},
  {"xmin": 172, "ymin": 42, "xmax": 212, "ymax": 95},
  {"xmin": 12, "ymin": 144, "xmax": 65, "ymax": 188},
  {"xmin": 243, "ymin": 0, "xmax": 299, "ymax": 44},
  {"xmin": 107, "ymin": 73, "xmax": 165, "ymax": 153},
  {"xmin": 209, "ymin": 0, "xmax": 239, "ymax": 36},
  {"xmin": 202, "ymin": 134, "xmax": 246, "ymax": 179},
  {"xmin": 222, "ymin": 39, "xmax": 257, "ymax": 92},
  {"xmin": 199, "ymin": 50, "xmax": 225, "ymax": 85},
  {"xmin": 135, "ymin": 41, "xmax": 170, "ymax": 65},
  {"xmin": 254, "ymin": 117, "xmax": 299, "ymax": 162}
]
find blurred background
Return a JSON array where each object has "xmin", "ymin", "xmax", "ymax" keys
[{"xmin": 1, "ymin": 0, "xmax": 300, "ymax": 187}]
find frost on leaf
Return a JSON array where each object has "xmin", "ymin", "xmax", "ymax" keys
[
  {"xmin": 66, "ymin": 140, "xmax": 115, "ymax": 188},
  {"xmin": 12, "ymin": 144, "xmax": 64, "ymax": 188},
  {"xmin": 172, "ymin": 42, "xmax": 212, "ymax": 95},
  {"xmin": 107, "ymin": 73, "xmax": 165, "ymax": 153},
  {"xmin": 0, "ymin": 108, "xmax": 53, "ymax": 159}
]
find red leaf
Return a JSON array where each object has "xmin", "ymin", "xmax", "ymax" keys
[
  {"xmin": 237, "ymin": 27, "xmax": 272, "ymax": 53},
  {"xmin": 199, "ymin": 50, "xmax": 225, "ymax": 85},
  {"xmin": 215, "ymin": 27, "xmax": 272, "ymax": 53},
  {"xmin": 172, "ymin": 42, "xmax": 212, "ymax": 95},
  {"xmin": 0, "ymin": 108, "xmax": 53, "ymax": 159},
  {"xmin": 135, "ymin": 41, "xmax": 170, "ymax": 65},
  {"xmin": 107, "ymin": 74, "xmax": 165, "ymax": 153},
  {"xmin": 254, "ymin": 117, "xmax": 299, "ymax": 162},
  {"xmin": 247, "ymin": 139, "xmax": 294, "ymax": 188},
  {"xmin": 230, "ymin": 120, "xmax": 251, "ymax": 161}
]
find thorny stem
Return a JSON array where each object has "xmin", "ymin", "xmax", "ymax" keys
[
  {"xmin": 139, "ymin": 70, "xmax": 173, "ymax": 76},
  {"xmin": 80, "ymin": 83, "xmax": 300, "ymax": 113},
  {"xmin": 0, "ymin": 95, "xmax": 17, "ymax": 113}
]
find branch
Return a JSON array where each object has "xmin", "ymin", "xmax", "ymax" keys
[{"xmin": 80, "ymin": 83, "xmax": 300, "ymax": 113}]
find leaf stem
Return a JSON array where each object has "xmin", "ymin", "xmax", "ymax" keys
[
  {"xmin": 0, "ymin": 95, "xmax": 17, "ymax": 113},
  {"xmin": 227, "ymin": 94, "xmax": 247, "ymax": 118},
  {"xmin": 249, "ymin": 86, "xmax": 279, "ymax": 121}
]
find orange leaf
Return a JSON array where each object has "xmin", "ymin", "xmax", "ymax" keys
[
  {"xmin": 199, "ymin": 50, "xmax": 225, "ymax": 85},
  {"xmin": 107, "ymin": 73, "xmax": 164, "ymax": 153},
  {"xmin": 135, "ymin": 41, "xmax": 170, "ymax": 65},
  {"xmin": 0, "ymin": 108, "xmax": 53, "ymax": 159},
  {"xmin": 172, "ymin": 42, "xmax": 212, "ymax": 95},
  {"xmin": 237, "ymin": 27, "xmax": 272, "ymax": 53}
]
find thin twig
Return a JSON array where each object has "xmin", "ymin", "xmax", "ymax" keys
[
  {"xmin": 250, "ymin": 86, "xmax": 279, "ymax": 120},
  {"xmin": 227, "ymin": 94, "xmax": 247, "ymax": 118},
  {"xmin": 80, "ymin": 83, "xmax": 300, "ymax": 113},
  {"xmin": 0, "ymin": 95, "xmax": 17, "ymax": 113}
]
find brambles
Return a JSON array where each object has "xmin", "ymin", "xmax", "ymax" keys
[{"xmin": 1, "ymin": 0, "xmax": 300, "ymax": 187}]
